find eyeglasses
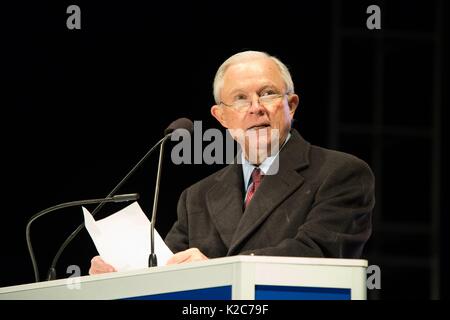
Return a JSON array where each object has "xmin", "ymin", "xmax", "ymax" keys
[{"xmin": 219, "ymin": 92, "xmax": 289, "ymax": 112}]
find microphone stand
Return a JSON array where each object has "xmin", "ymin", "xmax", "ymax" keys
[
  {"xmin": 148, "ymin": 135, "xmax": 170, "ymax": 267},
  {"xmin": 47, "ymin": 117, "xmax": 193, "ymax": 279},
  {"xmin": 26, "ymin": 193, "xmax": 139, "ymax": 282},
  {"xmin": 47, "ymin": 136, "xmax": 166, "ymax": 280}
]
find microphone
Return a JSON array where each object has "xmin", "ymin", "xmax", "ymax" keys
[
  {"xmin": 27, "ymin": 193, "xmax": 140, "ymax": 282},
  {"xmin": 164, "ymin": 117, "xmax": 194, "ymax": 135},
  {"xmin": 47, "ymin": 118, "xmax": 194, "ymax": 280},
  {"xmin": 149, "ymin": 117, "xmax": 194, "ymax": 267}
]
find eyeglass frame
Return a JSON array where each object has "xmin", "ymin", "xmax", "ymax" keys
[{"xmin": 219, "ymin": 91, "xmax": 292, "ymax": 112}]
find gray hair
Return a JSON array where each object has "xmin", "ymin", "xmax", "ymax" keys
[{"xmin": 213, "ymin": 51, "xmax": 295, "ymax": 104}]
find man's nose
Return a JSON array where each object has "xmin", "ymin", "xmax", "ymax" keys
[{"xmin": 247, "ymin": 96, "xmax": 265, "ymax": 114}]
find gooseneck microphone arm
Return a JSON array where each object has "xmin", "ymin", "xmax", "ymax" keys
[
  {"xmin": 148, "ymin": 117, "xmax": 193, "ymax": 267},
  {"xmin": 47, "ymin": 136, "xmax": 166, "ymax": 281},
  {"xmin": 148, "ymin": 135, "xmax": 170, "ymax": 267},
  {"xmin": 27, "ymin": 193, "xmax": 139, "ymax": 282},
  {"xmin": 47, "ymin": 118, "xmax": 193, "ymax": 281}
]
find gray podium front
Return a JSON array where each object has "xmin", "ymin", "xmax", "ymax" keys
[{"xmin": 0, "ymin": 256, "xmax": 367, "ymax": 300}]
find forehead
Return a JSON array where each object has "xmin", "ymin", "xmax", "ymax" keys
[{"xmin": 221, "ymin": 58, "xmax": 285, "ymax": 95}]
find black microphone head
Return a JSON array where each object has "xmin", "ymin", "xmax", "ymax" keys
[{"xmin": 164, "ymin": 118, "xmax": 193, "ymax": 135}]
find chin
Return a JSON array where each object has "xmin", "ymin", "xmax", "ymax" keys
[{"xmin": 244, "ymin": 128, "xmax": 281, "ymax": 162}]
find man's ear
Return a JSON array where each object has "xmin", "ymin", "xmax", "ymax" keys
[
  {"xmin": 211, "ymin": 105, "xmax": 229, "ymax": 128},
  {"xmin": 288, "ymin": 94, "xmax": 299, "ymax": 117}
]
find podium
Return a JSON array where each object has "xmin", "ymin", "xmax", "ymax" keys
[{"xmin": 0, "ymin": 256, "xmax": 367, "ymax": 300}]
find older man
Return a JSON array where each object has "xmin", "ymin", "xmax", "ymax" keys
[{"xmin": 89, "ymin": 51, "xmax": 374, "ymax": 274}]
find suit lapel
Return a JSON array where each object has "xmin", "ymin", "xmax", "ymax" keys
[
  {"xmin": 227, "ymin": 129, "xmax": 310, "ymax": 255},
  {"xmin": 206, "ymin": 163, "xmax": 244, "ymax": 248}
]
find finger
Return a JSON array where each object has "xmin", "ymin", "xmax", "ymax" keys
[
  {"xmin": 166, "ymin": 251, "xmax": 192, "ymax": 265},
  {"xmin": 186, "ymin": 252, "xmax": 208, "ymax": 263},
  {"xmin": 90, "ymin": 265, "xmax": 116, "ymax": 274},
  {"xmin": 167, "ymin": 248, "xmax": 202, "ymax": 264},
  {"xmin": 186, "ymin": 248, "xmax": 207, "ymax": 260},
  {"xmin": 166, "ymin": 248, "xmax": 208, "ymax": 265},
  {"xmin": 90, "ymin": 256, "xmax": 116, "ymax": 274},
  {"xmin": 91, "ymin": 256, "xmax": 104, "ymax": 264},
  {"xmin": 89, "ymin": 256, "xmax": 104, "ymax": 275},
  {"xmin": 98, "ymin": 263, "xmax": 116, "ymax": 273}
]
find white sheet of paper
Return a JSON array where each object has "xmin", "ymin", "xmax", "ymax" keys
[{"xmin": 82, "ymin": 201, "xmax": 173, "ymax": 272}]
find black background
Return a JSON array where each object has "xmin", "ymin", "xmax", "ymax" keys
[{"xmin": 1, "ymin": 0, "xmax": 448, "ymax": 299}]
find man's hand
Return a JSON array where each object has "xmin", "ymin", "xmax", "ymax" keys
[
  {"xmin": 166, "ymin": 248, "xmax": 208, "ymax": 265},
  {"xmin": 89, "ymin": 256, "xmax": 117, "ymax": 275}
]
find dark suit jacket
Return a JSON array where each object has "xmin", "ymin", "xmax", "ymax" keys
[{"xmin": 165, "ymin": 129, "xmax": 375, "ymax": 259}]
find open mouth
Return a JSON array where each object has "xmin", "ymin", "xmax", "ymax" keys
[{"xmin": 247, "ymin": 124, "xmax": 271, "ymax": 131}]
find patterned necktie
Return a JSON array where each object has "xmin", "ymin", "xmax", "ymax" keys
[{"xmin": 244, "ymin": 168, "xmax": 263, "ymax": 208}]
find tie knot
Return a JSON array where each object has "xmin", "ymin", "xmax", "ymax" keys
[{"xmin": 244, "ymin": 167, "xmax": 264, "ymax": 209}]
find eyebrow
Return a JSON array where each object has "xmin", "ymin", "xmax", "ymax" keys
[{"xmin": 228, "ymin": 84, "xmax": 280, "ymax": 97}]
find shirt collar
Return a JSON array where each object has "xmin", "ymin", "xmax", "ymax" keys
[{"xmin": 241, "ymin": 132, "xmax": 291, "ymax": 192}]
